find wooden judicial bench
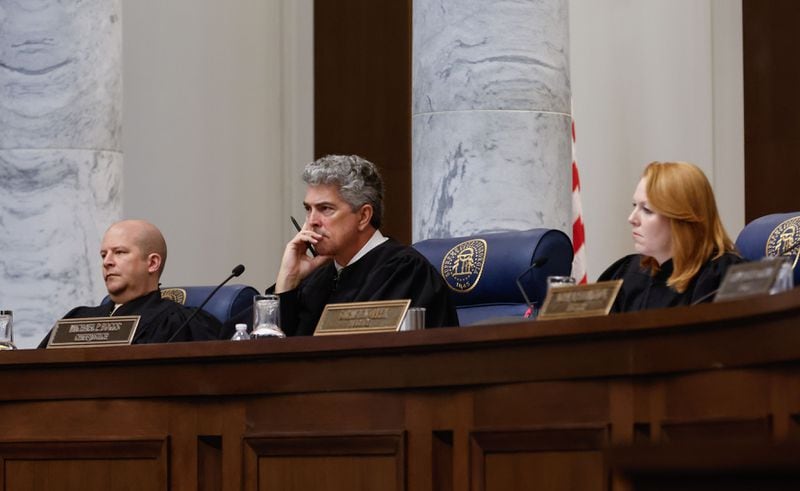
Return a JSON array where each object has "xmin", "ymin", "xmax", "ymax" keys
[{"xmin": 3, "ymin": 290, "xmax": 800, "ymax": 490}]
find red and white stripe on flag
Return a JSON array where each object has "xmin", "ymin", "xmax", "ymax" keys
[{"xmin": 571, "ymin": 117, "xmax": 588, "ymax": 284}]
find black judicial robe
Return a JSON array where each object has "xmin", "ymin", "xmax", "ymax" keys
[
  {"xmin": 598, "ymin": 252, "xmax": 743, "ymax": 313},
  {"xmin": 223, "ymin": 238, "xmax": 459, "ymax": 338},
  {"xmin": 37, "ymin": 290, "xmax": 222, "ymax": 347}
]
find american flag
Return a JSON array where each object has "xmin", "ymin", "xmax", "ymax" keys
[{"xmin": 571, "ymin": 116, "xmax": 588, "ymax": 284}]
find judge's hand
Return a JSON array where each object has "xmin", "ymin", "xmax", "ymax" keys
[{"xmin": 275, "ymin": 228, "xmax": 331, "ymax": 293}]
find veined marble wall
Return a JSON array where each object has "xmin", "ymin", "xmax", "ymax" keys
[
  {"xmin": 412, "ymin": 0, "xmax": 571, "ymax": 240},
  {"xmin": 0, "ymin": 0, "xmax": 122, "ymax": 348}
]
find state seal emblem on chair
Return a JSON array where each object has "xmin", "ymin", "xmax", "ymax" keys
[
  {"xmin": 766, "ymin": 216, "xmax": 800, "ymax": 258},
  {"xmin": 441, "ymin": 239, "xmax": 487, "ymax": 293},
  {"xmin": 161, "ymin": 288, "xmax": 187, "ymax": 305},
  {"xmin": 766, "ymin": 215, "xmax": 800, "ymax": 270}
]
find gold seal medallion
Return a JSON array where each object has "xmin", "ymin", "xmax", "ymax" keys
[
  {"xmin": 441, "ymin": 239, "xmax": 487, "ymax": 293},
  {"xmin": 766, "ymin": 216, "xmax": 800, "ymax": 257}
]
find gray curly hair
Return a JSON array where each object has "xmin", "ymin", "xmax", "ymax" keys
[{"xmin": 303, "ymin": 155, "xmax": 384, "ymax": 229}]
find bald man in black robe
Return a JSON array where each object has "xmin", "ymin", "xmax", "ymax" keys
[{"xmin": 39, "ymin": 220, "xmax": 220, "ymax": 347}]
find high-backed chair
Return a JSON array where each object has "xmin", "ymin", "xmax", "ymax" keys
[
  {"xmin": 159, "ymin": 284, "xmax": 260, "ymax": 323},
  {"xmin": 735, "ymin": 212, "xmax": 800, "ymax": 285},
  {"xmin": 104, "ymin": 284, "xmax": 259, "ymax": 324},
  {"xmin": 413, "ymin": 229, "xmax": 573, "ymax": 326}
]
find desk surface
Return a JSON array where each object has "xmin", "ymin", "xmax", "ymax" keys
[
  {"xmin": 1, "ymin": 290, "xmax": 799, "ymax": 490},
  {"xmin": 2, "ymin": 288, "xmax": 799, "ymax": 400}
]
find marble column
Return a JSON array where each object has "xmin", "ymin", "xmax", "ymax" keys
[
  {"xmin": 0, "ymin": 0, "xmax": 122, "ymax": 348},
  {"xmin": 413, "ymin": 0, "xmax": 571, "ymax": 240}
]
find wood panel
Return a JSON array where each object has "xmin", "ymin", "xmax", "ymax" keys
[
  {"xmin": 743, "ymin": 0, "xmax": 800, "ymax": 221},
  {"xmin": 470, "ymin": 428, "xmax": 607, "ymax": 491},
  {"xmin": 0, "ymin": 440, "xmax": 167, "ymax": 491},
  {"xmin": 243, "ymin": 434, "xmax": 405, "ymax": 491},
  {"xmin": 314, "ymin": 0, "xmax": 412, "ymax": 244}
]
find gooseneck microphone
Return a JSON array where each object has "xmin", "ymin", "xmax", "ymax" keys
[
  {"xmin": 166, "ymin": 264, "xmax": 245, "ymax": 343},
  {"xmin": 690, "ymin": 287, "xmax": 721, "ymax": 306},
  {"xmin": 515, "ymin": 257, "xmax": 549, "ymax": 318}
]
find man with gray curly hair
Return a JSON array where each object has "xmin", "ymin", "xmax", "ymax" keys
[{"xmin": 269, "ymin": 154, "xmax": 458, "ymax": 336}]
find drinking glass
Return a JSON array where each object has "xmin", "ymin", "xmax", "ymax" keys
[
  {"xmin": 547, "ymin": 276, "xmax": 576, "ymax": 291},
  {"xmin": 251, "ymin": 295, "xmax": 286, "ymax": 338},
  {"xmin": 400, "ymin": 307, "xmax": 426, "ymax": 331},
  {"xmin": 0, "ymin": 310, "xmax": 16, "ymax": 350}
]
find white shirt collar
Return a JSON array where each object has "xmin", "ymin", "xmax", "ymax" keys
[{"xmin": 335, "ymin": 229, "xmax": 388, "ymax": 271}]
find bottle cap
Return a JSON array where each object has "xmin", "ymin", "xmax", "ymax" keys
[{"xmin": 235, "ymin": 323, "xmax": 247, "ymax": 330}]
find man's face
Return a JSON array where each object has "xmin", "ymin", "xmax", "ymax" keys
[
  {"xmin": 100, "ymin": 224, "xmax": 154, "ymax": 303},
  {"xmin": 303, "ymin": 184, "xmax": 366, "ymax": 263}
]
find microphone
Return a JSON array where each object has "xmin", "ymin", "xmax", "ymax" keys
[
  {"xmin": 515, "ymin": 257, "xmax": 549, "ymax": 318},
  {"xmin": 690, "ymin": 287, "xmax": 719, "ymax": 306},
  {"xmin": 166, "ymin": 264, "xmax": 245, "ymax": 343}
]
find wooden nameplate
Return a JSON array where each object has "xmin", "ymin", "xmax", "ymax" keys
[
  {"xmin": 47, "ymin": 316, "xmax": 140, "ymax": 348},
  {"xmin": 314, "ymin": 300, "xmax": 411, "ymax": 336},
  {"xmin": 537, "ymin": 280, "xmax": 623, "ymax": 320}
]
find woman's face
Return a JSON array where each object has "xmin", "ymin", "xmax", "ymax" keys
[{"xmin": 628, "ymin": 178, "xmax": 672, "ymax": 264}]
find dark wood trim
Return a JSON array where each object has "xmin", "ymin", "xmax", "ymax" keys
[
  {"xmin": 244, "ymin": 432, "xmax": 404, "ymax": 456},
  {"xmin": 0, "ymin": 439, "xmax": 166, "ymax": 459},
  {"xmin": 606, "ymin": 442, "xmax": 800, "ymax": 473},
  {"xmin": 313, "ymin": 0, "xmax": 413, "ymax": 244},
  {"xmin": 659, "ymin": 416, "xmax": 773, "ymax": 444},
  {"xmin": 470, "ymin": 425, "xmax": 609, "ymax": 453},
  {"xmin": 743, "ymin": 0, "xmax": 800, "ymax": 221}
]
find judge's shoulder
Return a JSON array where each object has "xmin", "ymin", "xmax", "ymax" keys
[
  {"xmin": 599, "ymin": 251, "xmax": 744, "ymax": 283},
  {"xmin": 696, "ymin": 250, "xmax": 745, "ymax": 278},
  {"xmin": 598, "ymin": 254, "xmax": 644, "ymax": 282}
]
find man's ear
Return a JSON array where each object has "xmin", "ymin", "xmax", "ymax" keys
[
  {"xmin": 357, "ymin": 204, "xmax": 374, "ymax": 231},
  {"xmin": 147, "ymin": 253, "xmax": 163, "ymax": 275}
]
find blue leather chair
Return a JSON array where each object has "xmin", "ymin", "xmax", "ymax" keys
[
  {"xmin": 413, "ymin": 229, "xmax": 573, "ymax": 326},
  {"xmin": 160, "ymin": 284, "xmax": 260, "ymax": 323},
  {"xmin": 104, "ymin": 284, "xmax": 259, "ymax": 324},
  {"xmin": 735, "ymin": 212, "xmax": 800, "ymax": 284}
]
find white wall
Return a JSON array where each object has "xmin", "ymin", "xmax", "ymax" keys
[
  {"xmin": 122, "ymin": 0, "xmax": 743, "ymax": 287},
  {"xmin": 122, "ymin": 0, "xmax": 313, "ymax": 290},
  {"xmin": 569, "ymin": 0, "xmax": 744, "ymax": 280}
]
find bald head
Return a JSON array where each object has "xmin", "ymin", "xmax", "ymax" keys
[
  {"xmin": 101, "ymin": 220, "xmax": 168, "ymax": 303},
  {"xmin": 128, "ymin": 220, "xmax": 167, "ymax": 273},
  {"xmin": 107, "ymin": 220, "xmax": 167, "ymax": 275}
]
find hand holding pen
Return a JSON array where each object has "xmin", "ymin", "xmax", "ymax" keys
[{"xmin": 290, "ymin": 216, "xmax": 318, "ymax": 257}]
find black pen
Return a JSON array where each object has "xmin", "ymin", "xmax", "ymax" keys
[{"xmin": 290, "ymin": 216, "xmax": 318, "ymax": 257}]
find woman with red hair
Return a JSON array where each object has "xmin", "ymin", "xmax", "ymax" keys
[{"xmin": 599, "ymin": 161, "xmax": 742, "ymax": 312}]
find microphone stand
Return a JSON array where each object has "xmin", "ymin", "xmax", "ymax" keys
[
  {"xmin": 515, "ymin": 257, "xmax": 549, "ymax": 319},
  {"xmin": 166, "ymin": 264, "xmax": 245, "ymax": 343}
]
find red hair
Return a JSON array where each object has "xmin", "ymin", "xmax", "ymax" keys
[{"xmin": 641, "ymin": 162, "xmax": 736, "ymax": 292}]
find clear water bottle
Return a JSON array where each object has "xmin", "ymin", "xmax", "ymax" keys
[{"xmin": 231, "ymin": 323, "xmax": 251, "ymax": 341}]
